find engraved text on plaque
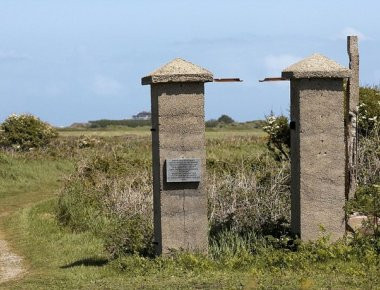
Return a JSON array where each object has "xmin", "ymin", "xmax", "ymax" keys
[{"xmin": 166, "ymin": 158, "xmax": 201, "ymax": 182}]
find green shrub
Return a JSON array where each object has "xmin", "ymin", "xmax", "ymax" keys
[
  {"xmin": 105, "ymin": 216, "xmax": 154, "ymax": 258},
  {"xmin": 0, "ymin": 114, "xmax": 58, "ymax": 151},
  {"xmin": 358, "ymin": 86, "xmax": 380, "ymax": 136},
  {"xmin": 346, "ymin": 185, "xmax": 380, "ymax": 234},
  {"xmin": 356, "ymin": 128, "xmax": 380, "ymax": 187},
  {"xmin": 263, "ymin": 114, "xmax": 290, "ymax": 160},
  {"xmin": 209, "ymin": 229, "xmax": 379, "ymax": 272},
  {"xmin": 346, "ymin": 185, "xmax": 380, "ymax": 216},
  {"xmin": 57, "ymin": 135, "xmax": 292, "ymax": 258},
  {"xmin": 347, "ymin": 86, "xmax": 380, "ymax": 236},
  {"xmin": 57, "ymin": 147, "xmax": 154, "ymax": 257},
  {"xmin": 207, "ymin": 150, "xmax": 290, "ymax": 236}
]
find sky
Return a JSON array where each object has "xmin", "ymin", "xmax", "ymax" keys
[{"xmin": 0, "ymin": 0, "xmax": 379, "ymax": 126}]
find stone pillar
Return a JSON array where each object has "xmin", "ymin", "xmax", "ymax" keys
[
  {"xmin": 282, "ymin": 54, "xmax": 350, "ymax": 241},
  {"xmin": 346, "ymin": 36, "xmax": 360, "ymax": 200},
  {"xmin": 142, "ymin": 58, "xmax": 213, "ymax": 255}
]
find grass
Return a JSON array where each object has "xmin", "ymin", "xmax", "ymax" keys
[
  {"xmin": 3, "ymin": 199, "xmax": 379, "ymax": 289},
  {"xmin": 0, "ymin": 132, "xmax": 379, "ymax": 289},
  {"xmin": 58, "ymin": 126, "xmax": 151, "ymax": 137},
  {"xmin": 58, "ymin": 126, "xmax": 266, "ymax": 138},
  {"xmin": 0, "ymin": 153, "xmax": 72, "ymax": 214},
  {"xmin": 2, "ymin": 200, "xmax": 249, "ymax": 289}
]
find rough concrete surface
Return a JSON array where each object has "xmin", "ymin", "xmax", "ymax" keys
[
  {"xmin": 347, "ymin": 36, "xmax": 360, "ymax": 112},
  {"xmin": 152, "ymin": 82, "xmax": 208, "ymax": 254},
  {"xmin": 142, "ymin": 58, "xmax": 213, "ymax": 85},
  {"xmin": 282, "ymin": 53, "xmax": 350, "ymax": 79},
  {"xmin": 288, "ymin": 76, "xmax": 346, "ymax": 241},
  {"xmin": 143, "ymin": 60, "xmax": 210, "ymax": 255},
  {"xmin": 346, "ymin": 36, "xmax": 360, "ymax": 200}
]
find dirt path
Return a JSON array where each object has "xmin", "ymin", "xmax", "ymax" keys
[
  {"xmin": 0, "ymin": 211, "xmax": 26, "ymax": 284},
  {"xmin": 0, "ymin": 190, "xmax": 58, "ymax": 285},
  {"xmin": 0, "ymin": 190, "xmax": 54, "ymax": 285},
  {"xmin": 0, "ymin": 232, "xmax": 25, "ymax": 284}
]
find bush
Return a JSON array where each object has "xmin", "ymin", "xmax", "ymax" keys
[
  {"xmin": 346, "ymin": 185, "xmax": 380, "ymax": 232},
  {"xmin": 207, "ymin": 150, "xmax": 290, "ymax": 236},
  {"xmin": 57, "ymin": 135, "xmax": 292, "ymax": 258},
  {"xmin": 356, "ymin": 127, "xmax": 380, "ymax": 187},
  {"xmin": 0, "ymin": 114, "xmax": 58, "ymax": 151},
  {"xmin": 57, "ymin": 145, "xmax": 154, "ymax": 258},
  {"xmin": 348, "ymin": 86, "xmax": 380, "ymax": 235},
  {"xmin": 349, "ymin": 126, "xmax": 380, "ymax": 234},
  {"xmin": 263, "ymin": 114, "xmax": 290, "ymax": 161},
  {"xmin": 358, "ymin": 86, "xmax": 380, "ymax": 136}
]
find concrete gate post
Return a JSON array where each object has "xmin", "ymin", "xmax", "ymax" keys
[
  {"xmin": 346, "ymin": 36, "xmax": 360, "ymax": 200},
  {"xmin": 282, "ymin": 54, "xmax": 350, "ymax": 241},
  {"xmin": 142, "ymin": 58, "xmax": 213, "ymax": 255}
]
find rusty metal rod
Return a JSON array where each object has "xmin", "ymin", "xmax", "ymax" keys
[
  {"xmin": 259, "ymin": 77, "xmax": 287, "ymax": 82},
  {"xmin": 213, "ymin": 78, "xmax": 243, "ymax": 82}
]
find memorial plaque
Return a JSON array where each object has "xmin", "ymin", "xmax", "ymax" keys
[{"xmin": 166, "ymin": 158, "xmax": 201, "ymax": 182}]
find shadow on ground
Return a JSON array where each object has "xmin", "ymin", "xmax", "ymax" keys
[{"xmin": 60, "ymin": 258, "xmax": 109, "ymax": 269}]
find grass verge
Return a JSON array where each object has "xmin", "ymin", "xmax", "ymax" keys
[
  {"xmin": 0, "ymin": 133, "xmax": 379, "ymax": 289},
  {"xmin": 2, "ymin": 199, "xmax": 380, "ymax": 289}
]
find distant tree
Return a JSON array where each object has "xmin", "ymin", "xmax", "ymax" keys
[
  {"xmin": 217, "ymin": 114, "xmax": 234, "ymax": 124},
  {"xmin": 88, "ymin": 119, "xmax": 150, "ymax": 128},
  {"xmin": 205, "ymin": 119, "xmax": 219, "ymax": 128}
]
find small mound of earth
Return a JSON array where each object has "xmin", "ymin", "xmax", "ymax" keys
[{"xmin": 0, "ymin": 238, "xmax": 25, "ymax": 284}]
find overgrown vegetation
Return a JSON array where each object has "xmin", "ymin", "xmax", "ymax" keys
[
  {"xmin": 1, "ymin": 130, "xmax": 380, "ymax": 288},
  {"xmin": 263, "ymin": 114, "xmax": 290, "ymax": 161},
  {"xmin": 0, "ymin": 114, "xmax": 58, "ymax": 151},
  {"xmin": 53, "ymin": 86, "xmax": 380, "ymax": 274},
  {"xmin": 56, "ymin": 134, "xmax": 292, "ymax": 258},
  {"xmin": 207, "ymin": 136, "xmax": 290, "ymax": 236},
  {"xmin": 57, "ymin": 139, "xmax": 154, "ymax": 258},
  {"xmin": 346, "ymin": 86, "xmax": 380, "ymax": 234},
  {"xmin": 1, "ymin": 86, "xmax": 379, "ymax": 288},
  {"xmin": 358, "ymin": 86, "xmax": 380, "ymax": 136}
]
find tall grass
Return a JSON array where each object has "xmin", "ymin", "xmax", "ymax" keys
[
  {"xmin": 55, "ymin": 134, "xmax": 291, "ymax": 258},
  {"xmin": 357, "ymin": 123, "xmax": 380, "ymax": 186},
  {"xmin": 1, "ymin": 131, "xmax": 380, "ymax": 288}
]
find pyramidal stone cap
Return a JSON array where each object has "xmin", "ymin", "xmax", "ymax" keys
[
  {"xmin": 282, "ymin": 53, "xmax": 350, "ymax": 79},
  {"xmin": 142, "ymin": 58, "xmax": 213, "ymax": 85}
]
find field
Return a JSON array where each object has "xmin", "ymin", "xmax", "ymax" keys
[
  {"xmin": 0, "ymin": 127, "xmax": 379, "ymax": 289},
  {"xmin": 58, "ymin": 126, "xmax": 266, "ymax": 138}
]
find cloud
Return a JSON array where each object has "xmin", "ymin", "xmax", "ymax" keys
[
  {"xmin": 0, "ymin": 50, "xmax": 29, "ymax": 61},
  {"xmin": 264, "ymin": 54, "xmax": 302, "ymax": 76},
  {"xmin": 92, "ymin": 75, "xmax": 123, "ymax": 96},
  {"xmin": 337, "ymin": 27, "xmax": 369, "ymax": 41}
]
